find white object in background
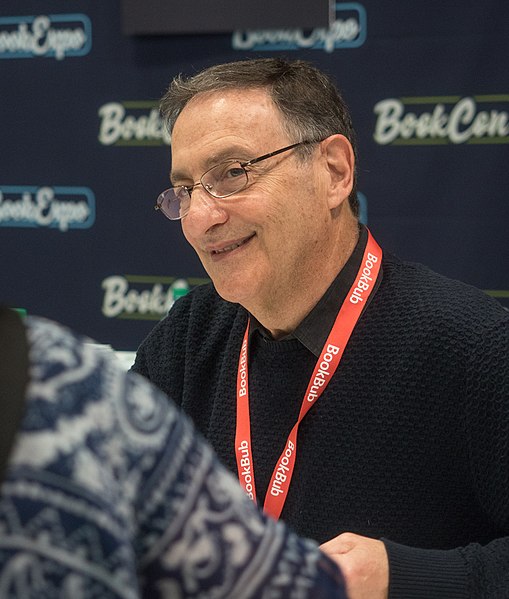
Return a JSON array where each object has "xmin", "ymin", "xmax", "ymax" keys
[
  {"xmin": 85, "ymin": 343, "xmax": 115, "ymax": 356},
  {"xmin": 114, "ymin": 351, "xmax": 137, "ymax": 371},
  {"xmin": 85, "ymin": 343, "xmax": 136, "ymax": 371}
]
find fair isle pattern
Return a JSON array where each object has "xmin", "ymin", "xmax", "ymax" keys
[{"xmin": 0, "ymin": 317, "xmax": 343, "ymax": 598}]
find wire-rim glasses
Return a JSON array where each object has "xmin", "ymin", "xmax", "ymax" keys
[{"xmin": 154, "ymin": 139, "xmax": 321, "ymax": 221}]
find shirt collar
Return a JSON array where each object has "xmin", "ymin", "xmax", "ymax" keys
[{"xmin": 250, "ymin": 225, "xmax": 376, "ymax": 357}]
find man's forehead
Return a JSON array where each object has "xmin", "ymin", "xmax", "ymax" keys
[
  {"xmin": 173, "ymin": 87, "xmax": 281, "ymax": 136},
  {"xmin": 170, "ymin": 88, "xmax": 288, "ymax": 177},
  {"xmin": 182, "ymin": 86, "xmax": 273, "ymax": 112}
]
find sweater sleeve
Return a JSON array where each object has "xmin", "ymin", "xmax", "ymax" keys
[
  {"xmin": 384, "ymin": 314, "xmax": 509, "ymax": 599},
  {"xmin": 460, "ymin": 316, "xmax": 509, "ymax": 597},
  {"xmin": 383, "ymin": 540, "xmax": 468, "ymax": 598},
  {"xmin": 138, "ymin": 387, "xmax": 348, "ymax": 599}
]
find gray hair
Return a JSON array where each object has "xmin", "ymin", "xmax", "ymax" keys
[{"xmin": 160, "ymin": 58, "xmax": 358, "ymax": 215}]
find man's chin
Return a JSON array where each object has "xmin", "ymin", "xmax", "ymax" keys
[
  {"xmin": 211, "ymin": 278, "xmax": 259, "ymax": 307},
  {"xmin": 213, "ymin": 285, "xmax": 247, "ymax": 305}
]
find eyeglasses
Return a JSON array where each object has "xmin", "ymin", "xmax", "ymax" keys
[{"xmin": 154, "ymin": 139, "xmax": 321, "ymax": 221}]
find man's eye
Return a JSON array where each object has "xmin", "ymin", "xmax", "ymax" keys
[{"xmin": 223, "ymin": 166, "xmax": 245, "ymax": 179}]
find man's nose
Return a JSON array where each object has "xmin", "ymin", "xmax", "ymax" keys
[{"xmin": 184, "ymin": 185, "xmax": 228, "ymax": 232}]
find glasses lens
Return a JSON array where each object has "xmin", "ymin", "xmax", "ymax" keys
[
  {"xmin": 202, "ymin": 161, "xmax": 248, "ymax": 198},
  {"xmin": 157, "ymin": 187, "xmax": 191, "ymax": 220}
]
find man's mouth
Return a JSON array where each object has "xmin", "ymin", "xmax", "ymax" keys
[{"xmin": 211, "ymin": 234, "xmax": 255, "ymax": 255}]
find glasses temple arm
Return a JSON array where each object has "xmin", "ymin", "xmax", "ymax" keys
[{"xmin": 242, "ymin": 140, "xmax": 316, "ymax": 168}]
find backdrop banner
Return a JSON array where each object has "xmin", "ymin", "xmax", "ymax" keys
[{"xmin": 1, "ymin": 0, "xmax": 508, "ymax": 350}]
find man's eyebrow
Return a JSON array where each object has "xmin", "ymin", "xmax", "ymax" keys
[
  {"xmin": 170, "ymin": 145, "xmax": 254, "ymax": 185},
  {"xmin": 169, "ymin": 167, "xmax": 190, "ymax": 186}
]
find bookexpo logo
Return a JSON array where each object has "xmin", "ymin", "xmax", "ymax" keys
[
  {"xmin": 232, "ymin": 2, "xmax": 366, "ymax": 53},
  {"xmin": 98, "ymin": 102, "xmax": 170, "ymax": 147},
  {"xmin": 0, "ymin": 186, "xmax": 95, "ymax": 231},
  {"xmin": 0, "ymin": 14, "xmax": 91, "ymax": 60},
  {"xmin": 374, "ymin": 95, "xmax": 509, "ymax": 145},
  {"xmin": 101, "ymin": 275, "xmax": 209, "ymax": 320}
]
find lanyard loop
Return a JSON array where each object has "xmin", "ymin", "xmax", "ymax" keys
[{"xmin": 235, "ymin": 230, "xmax": 383, "ymax": 519}]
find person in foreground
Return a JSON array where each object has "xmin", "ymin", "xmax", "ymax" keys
[
  {"xmin": 132, "ymin": 58, "xmax": 509, "ymax": 599},
  {"xmin": 0, "ymin": 308, "xmax": 346, "ymax": 598}
]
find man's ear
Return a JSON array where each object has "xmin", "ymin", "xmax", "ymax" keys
[{"xmin": 321, "ymin": 134, "xmax": 355, "ymax": 210}]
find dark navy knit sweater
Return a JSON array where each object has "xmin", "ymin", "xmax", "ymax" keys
[{"xmin": 133, "ymin": 251, "xmax": 509, "ymax": 599}]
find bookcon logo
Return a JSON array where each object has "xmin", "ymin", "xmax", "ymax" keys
[
  {"xmin": 374, "ymin": 95, "xmax": 509, "ymax": 146},
  {"xmin": 98, "ymin": 102, "xmax": 170, "ymax": 147},
  {"xmin": 0, "ymin": 14, "xmax": 91, "ymax": 60},
  {"xmin": 101, "ymin": 275, "xmax": 209, "ymax": 319},
  {"xmin": 232, "ymin": 2, "xmax": 366, "ymax": 53},
  {"xmin": 0, "ymin": 186, "xmax": 95, "ymax": 231}
]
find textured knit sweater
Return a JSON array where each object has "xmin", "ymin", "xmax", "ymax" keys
[{"xmin": 133, "ymin": 251, "xmax": 509, "ymax": 599}]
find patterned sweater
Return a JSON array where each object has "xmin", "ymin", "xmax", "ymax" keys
[
  {"xmin": 0, "ymin": 316, "xmax": 346, "ymax": 598},
  {"xmin": 133, "ymin": 251, "xmax": 509, "ymax": 599}
]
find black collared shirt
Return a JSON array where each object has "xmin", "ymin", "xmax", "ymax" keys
[{"xmin": 250, "ymin": 225, "xmax": 381, "ymax": 357}]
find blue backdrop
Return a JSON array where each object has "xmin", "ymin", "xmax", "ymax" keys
[{"xmin": 1, "ymin": 1, "xmax": 508, "ymax": 349}]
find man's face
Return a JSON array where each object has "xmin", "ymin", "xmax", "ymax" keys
[{"xmin": 170, "ymin": 88, "xmax": 339, "ymax": 312}]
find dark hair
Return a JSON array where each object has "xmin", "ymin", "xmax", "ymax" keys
[{"xmin": 160, "ymin": 58, "xmax": 359, "ymax": 215}]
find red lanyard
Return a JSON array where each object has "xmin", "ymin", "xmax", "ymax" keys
[{"xmin": 235, "ymin": 230, "xmax": 383, "ymax": 520}]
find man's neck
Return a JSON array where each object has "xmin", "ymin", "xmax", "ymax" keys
[{"xmin": 250, "ymin": 218, "xmax": 360, "ymax": 339}]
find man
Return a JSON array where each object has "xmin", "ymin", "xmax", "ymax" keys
[
  {"xmin": 0, "ymin": 307, "xmax": 346, "ymax": 598},
  {"xmin": 133, "ymin": 58, "xmax": 509, "ymax": 598}
]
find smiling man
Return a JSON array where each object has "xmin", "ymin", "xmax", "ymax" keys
[
  {"xmin": 170, "ymin": 86, "xmax": 357, "ymax": 336},
  {"xmin": 132, "ymin": 58, "xmax": 509, "ymax": 599}
]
